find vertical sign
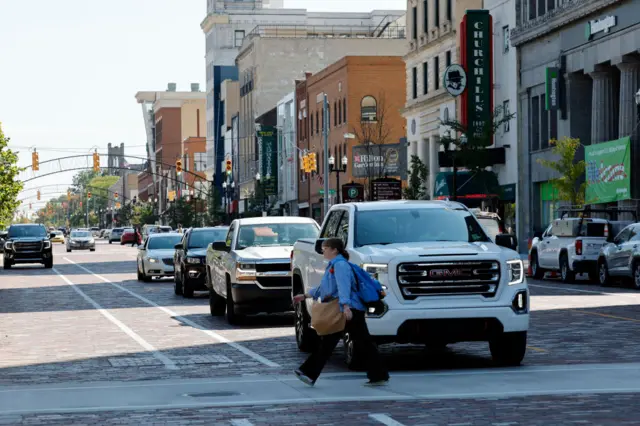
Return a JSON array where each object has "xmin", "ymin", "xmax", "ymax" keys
[
  {"xmin": 545, "ymin": 67, "xmax": 559, "ymax": 111},
  {"xmin": 461, "ymin": 10, "xmax": 493, "ymax": 146},
  {"xmin": 585, "ymin": 137, "xmax": 631, "ymax": 204},
  {"xmin": 257, "ymin": 125, "xmax": 278, "ymax": 196}
]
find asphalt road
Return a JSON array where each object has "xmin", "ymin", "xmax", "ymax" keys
[{"xmin": 2, "ymin": 240, "xmax": 640, "ymax": 425}]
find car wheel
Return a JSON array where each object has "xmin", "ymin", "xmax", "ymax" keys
[
  {"xmin": 531, "ymin": 251, "xmax": 545, "ymax": 280},
  {"xmin": 137, "ymin": 262, "xmax": 144, "ymax": 281},
  {"xmin": 633, "ymin": 262, "xmax": 640, "ymax": 290},
  {"xmin": 343, "ymin": 333, "xmax": 367, "ymax": 371},
  {"xmin": 489, "ymin": 331, "xmax": 527, "ymax": 366},
  {"xmin": 90, "ymin": 248, "xmax": 95, "ymax": 252},
  {"xmin": 295, "ymin": 299, "xmax": 319, "ymax": 353},
  {"xmin": 182, "ymin": 271, "xmax": 194, "ymax": 298},
  {"xmin": 67, "ymin": 249, "xmax": 71, "ymax": 253},
  {"xmin": 560, "ymin": 254, "xmax": 574, "ymax": 283},
  {"xmin": 109, "ymin": 240, "xmax": 112, "ymax": 244},
  {"xmin": 3, "ymin": 259, "xmax": 12, "ymax": 269},
  {"xmin": 597, "ymin": 260, "xmax": 610, "ymax": 286},
  {"xmin": 209, "ymin": 289, "xmax": 226, "ymax": 316},
  {"xmin": 141, "ymin": 267, "xmax": 152, "ymax": 283},
  {"xmin": 226, "ymin": 277, "xmax": 243, "ymax": 325}
]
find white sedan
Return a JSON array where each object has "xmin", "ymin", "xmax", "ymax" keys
[{"xmin": 137, "ymin": 233, "xmax": 182, "ymax": 282}]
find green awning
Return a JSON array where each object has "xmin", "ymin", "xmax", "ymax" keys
[{"xmin": 434, "ymin": 171, "xmax": 501, "ymax": 200}]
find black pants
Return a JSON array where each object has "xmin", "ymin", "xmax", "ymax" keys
[{"xmin": 299, "ymin": 309, "xmax": 388, "ymax": 383}]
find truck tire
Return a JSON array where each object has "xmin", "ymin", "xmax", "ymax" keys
[
  {"xmin": 560, "ymin": 253, "xmax": 575, "ymax": 283},
  {"xmin": 343, "ymin": 333, "xmax": 367, "ymax": 371},
  {"xmin": 182, "ymin": 272, "xmax": 194, "ymax": 298},
  {"xmin": 3, "ymin": 259, "xmax": 12, "ymax": 269},
  {"xmin": 209, "ymin": 290, "xmax": 226, "ymax": 316},
  {"xmin": 531, "ymin": 251, "xmax": 545, "ymax": 280},
  {"xmin": 294, "ymin": 298, "xmax": 319, "ymax": 352},
  {"xmin": 174, "ymin": 279, "xmax": 183, "ymax": 295},
  {"xmin": 44, "ymin": 259, "xmax": 53, "ymax": 269},
  {"xmin": 489, "ymin": 331, "xmax": 527, "ymax": 366},
  {"xmin": 226, "ymin": 277, "xmax": 243, "ymax": 325}
]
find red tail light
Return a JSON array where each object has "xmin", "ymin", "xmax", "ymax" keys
[{"xmin": 575, "ymin": 240, "xmax": 583, "ymax": 255}]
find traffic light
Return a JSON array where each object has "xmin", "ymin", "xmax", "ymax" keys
[
  {"xmin": 32, "ymin": 151, "xmax": 39, "ymax": 171},
  {"xmin": 225, "ymin": 159, "xmax": 232, "ymax": 174},
  {"xmin": 302, "ymin": 155, "xmax": 310, "ymax": 173},
  {"xmin": 176, "ymin": 159, "xmax": 183, "ymax": 174},
  {"xmin": 114, "ymin": 192, "xmax": 119, "ymax": 200},
  {"xmin": 37, "ymin": 190, "xmax": 41, "ymax": 200},
  {"xmin": 92, "ymin": 151, "xmax": 100, "ymax": 172},
  {"xmin": 87, "ymin": 191, "xmax": 92, "ymax": 200},
  {"xmin": 308, "ymin": 153, "xmax": 317, "ymax": 172}
]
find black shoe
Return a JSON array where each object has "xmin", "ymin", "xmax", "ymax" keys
[
  {"xmin": 294, "ymin": 369, "xmax": 315, "ymax": 387},
  {"xmin": 365, "ymin": 378, "xmax": 389, "ymax": 387}
]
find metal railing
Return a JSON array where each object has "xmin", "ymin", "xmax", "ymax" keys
[{"xmin": 245, "ymin": 25, "xmax": 406, "ymax": 40}]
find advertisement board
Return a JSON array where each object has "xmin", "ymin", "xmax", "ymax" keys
[
  {"xmin": 257, "ymin": 125, "xmax": 278, "ymax": 196},
  {"xmin": 351, "ymin": 142, "xmax": 407, "ymax": 179},
  {"xmin": 585, "ymin": 136, "xmax": 631, "ymax": 204}
]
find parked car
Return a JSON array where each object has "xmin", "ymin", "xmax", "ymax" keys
[
  {"xmin": 206, "ymin": 217, "xmax": 320, "ymax": 324},
  {"xmin": 3, "ymin": 224, "xmax": 54, "ymax": 269},
  {"xmin": 50, "ymin": 231, "xmax": 65, "ymax": 244},
  {"xmin": 292, "ymin": 200, "xmax": 528, "ymax": 369},
  {"xmin": 90, "ymin": 227, "xmax": 101, "ymax": 237},
  {"xmin": 66, "ymin": 230, "xmax": 96, "ymax": 252},
  {"xmin": 174, "ymin": 226, "xmax": 229, "ymax": 298},
  {"xmin": 597, "ymin": 222, "xmax": 640, "ymax": 289},
  {"xmin": 136, "ymin": 233, "xmax": 183, "ymax": 282},
  {"xmin": 0, "ymin": 231, "xmax": 7, "ymax": 254},
  {"xmin": 120, "ymin": 228, "xmax": 139, "ymax": 245},
  {"xmin": 108, "ymin": 228, "xmax": 124, "ymax": 244}
]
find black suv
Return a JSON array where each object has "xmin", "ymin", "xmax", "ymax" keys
[{"xmin": 3, "ymin": 224, "xmax": 54, "ymax": 269}]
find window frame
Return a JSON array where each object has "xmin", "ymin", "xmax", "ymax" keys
[
  {"xmin": 234, "ymin": 30, "xmax": 245, "ymax": 48},
  {"xmin": 320, "ymin": 210, "xmax": 345, "ymax": 238},
  {"xmin": 360, "ymin": 95, "xmax": 378, "ymax": 122},
  {"xmin": 503, "ymin": 25, "xmax": 510, "ymax": 53}
]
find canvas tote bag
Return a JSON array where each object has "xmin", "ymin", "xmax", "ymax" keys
[{"xmin": 311, "ymin": 299, "xmax": 346, "ymax": 336}]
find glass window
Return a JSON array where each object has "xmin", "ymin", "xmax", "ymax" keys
[
  {"xmin": 446, "ymin": 0, "xmax": 452, "ymax": 21},
  {"xmin": 8, "ymin": 226, "xmax": 47, "ymax": 238},
  {"xmin": 316, "ymin": 111, "xmax": 319, "ymax": 134},
  {"xmin": 631, "ymin": 226, "xmax": 640, "ymax": 241},
  {"xmin": 343, "ymin": 98, "xmax": 347, "ymax": 123},
  {"xmin": 615, "ymin": 227, "xmax": 632, "ymax": 244},
  {"xmin": 412, "ymin": 67, "xmax": 418, "ymax": 99},
  {"xmin": 147, "ymin": 235, "xmax": 182, "ymax": 250},
  {"xmin": 550, "ymin": 108, "xmax": 558, "ymax": 141},
  {"xmin": 503, "ymin": 26, "xmax": 510, "ymax": 53},
  {"xmin": 477, "ymin": 217, "xmax": 501, "ymax": 241},
  {"xmin": 528, "ymin": 0, "xmax": 536, "ymax": 20},
  {"xmin": 531, "ymin": 96, "xmax": 540, "ymax": 151},
  {"xmin": 71, "ymin": 231, "xmax": 91, "ymax": 238},
  {"xmin": 234, "ymin": 30, "xmax": 245, "ymax": 47},
  {"xmin": 361, "ymin": 96, "xmax": 378, "ymax": 121},
  {"xmin": 434, "ymin": 0, "xmax": 440, "ymax": 27},
  {"xmin": 423, "ymin": 0, "xmax": 428, "ymax": 33},
  {"xmin": 354, "ymin": 208, "xmax": 490, "ymax": 247},
  {"xmin": 503, "ymin": 100, "xmax": 510, "ymax": 132},
  {"xmin": 321, "ymin": 210, "xmax": 344, "ymax": 238},
  {"xmin": 423, "ymin": 62, "xmax": 428, "ymax": 95},
  {"xmin": 188, "ymin": 229, "xmax": 229, "ymax": 248},
  {"xmin": 434, "ymin": 56, "xmax": 440, "ymax": 90},
  {"xmin": 334, "ymin": 101, "xmax": 337, "ymax": 126},
  {"xmin": 446, "ymin": 50, "xmax": 451, "ymax": 67},
  {"xmin": 412, "ymin": 6, "xmax": 417, "ymax": 39},
  {"xmin": 310, "ymin": 113, "xmax": 314, "ymax": 136},
  {"xmin": 226, "ymin": 224, "xmax": 235, "ymax": 247},
  {"xmin": 194, "ymin": 152, "xmax": 207, "ymax": 172},
  {"xmin": 541, "ymin": 94, "xmax": 549, "ymax": 149},
  {"xmin": 335, "ymin": 210, "xmax": 350, "ymax": 244},
  {"xmin": 236, "ymin": 223, "xmax": 319, "ymax": 249}
]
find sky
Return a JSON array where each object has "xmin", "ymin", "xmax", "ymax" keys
[{"xmin": 0, "ymin": 0, "xmax": 405, "ymax": 210}]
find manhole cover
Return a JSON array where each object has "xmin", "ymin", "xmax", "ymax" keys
[{"xmin": 186, "ymin": 391, "xmax": 240, "ymax": 398}]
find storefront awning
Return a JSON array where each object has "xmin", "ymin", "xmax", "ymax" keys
[{"xmin": 434, "ymin": 171, "xmax": 501, "ymax": 200}]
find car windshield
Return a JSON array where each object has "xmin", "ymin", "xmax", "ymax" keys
[
  {"xmin": 236, "ymin": 223, "xmax": 318, "ymax": 249},
  {"xmin": 147, "ymin": 235, "xmax": 182, "ymax": 250},
  {"xmin": 52, "ymin": 232, "xmax": 62, "ymax": 236},
  {"xmin": 71, "ymin": 231, "xmax": 91, "ymax": 238},
  {"xmin": 188, "ymin": 229, "xmax": 229, "ymax": 249},
  {"xmin": 8, "ymin": 226, "xmax": 47, "ymax": 239},
  {"xmin": 159, "ymin": 227, "xmax": 172, "ymax": 232},
  {"xmin": 124, "ymin": 228, "xmax": 134, "ymax": 233},
  {"xmin": 477, "ymin": 217, "xmax": 501, "ymax": 241},
  {"xmin": 354, "ymin": 208, "xmax": 490, "ymax": 247},
  {"xmin": 112, "ymin": 228, "xmax": 123, "ymax": 233}
]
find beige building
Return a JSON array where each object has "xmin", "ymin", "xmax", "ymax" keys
[{"xmin": 402, "ymin": 0, "xmax": 481, "ymax": 198}]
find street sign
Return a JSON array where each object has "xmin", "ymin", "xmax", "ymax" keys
[
  {"xmin": 444, "ymin": 64, "xmax": 467, "ymax": 97},
  {"xmin": 372, "ymin": 177, "xmax": 402, "ymax": 201},
  {"xmin": 318, "ymin": 189, "xmax": 336, "ymax": 195},
  {"xmin": 342, "ymin": 183, "xmax": 365, "ymax": 202}
]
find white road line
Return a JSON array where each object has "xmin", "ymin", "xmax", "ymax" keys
[
  {"xmin": 529, "ymin": 283, "xmax": 616, "ymax": 295},
  {"xmin": 52, "ymin": 268, "xmax": 178, "ymax": 371},
  {"xmin": 230, "ymin": 420, "xmax": 255, "ymax": 426},
  {"xmin": 63, "ymin": 257, "xmax": 280, "ymax": 368},
  {"xmin": 369, "ymin": 413, "xmax": 406, "ymax": 426}
]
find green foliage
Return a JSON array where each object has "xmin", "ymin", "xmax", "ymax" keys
[
  {"xmin": 131, "ymin": 202, "xmax": 157, "ymax": 226},
  {"xmin": 537, "ymin": 137, "xmax": 586, "ymax": 206},
  {"xmin": 0, "ymin": 124, "xmax": 24, "ymax": 228},
  {"xmin": 165, "ymin": 197, "xmax": 196, "ymax": 228},
  {"xmin": 403, "ymin": 155, "xmax": 429, "ymax": 200}
]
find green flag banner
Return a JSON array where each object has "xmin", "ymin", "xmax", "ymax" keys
[{"xmin": 585, "ymin": 136, "xmax": 631, "ymax": 204}]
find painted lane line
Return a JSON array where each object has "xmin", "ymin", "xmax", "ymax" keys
[
  {"xmin": 52, "ymin": 268, "xmax": 178, "ymax": 370},
  {"xmin": 527, "ymin": 345, "xmax": 547, "ymax": 353},
  {"xmin": 369, "ymin": 413, "xmax": 406, "ymax": 426},
  {"xmin": 529, "ymin": 283, "xmax": 609, "ymax": 295},
  {"xmin": 579, "ymin": 310, "xmax": 640, "ymax": 324},
  {"xmin": 230, "ymin": 420, "xmax": 255, "ymax": 426},
  {"xmin": 63, "ymin": 257, "xmax": 280, "ymax": 368}
]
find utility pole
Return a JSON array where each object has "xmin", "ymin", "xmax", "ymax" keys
[{"xmin": 322, "ymin": 94, "xmax": 329, "ymax": 219}]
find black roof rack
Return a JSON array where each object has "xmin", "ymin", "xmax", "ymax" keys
[{"xmin": 558, "ymin": 205, "xmax": 637, "ymax": 221}]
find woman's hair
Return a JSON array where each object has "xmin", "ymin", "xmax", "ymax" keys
[{"xmin": 322, "ymin": 238, "xmax": 349, "ymax": 260}]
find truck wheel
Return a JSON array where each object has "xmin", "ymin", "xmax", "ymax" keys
[
  {"xmin": 226, "ymin": 278, "xmax": 243, "ymax": 325},
  {"xmin": 295, "ymin": 299, "xmax": 319, "ymax": 352},
  {"xmin": 182, "ymin": 272, "xmax": 194, "ymax": 298},
  {"xmin": 3, "ymin": 259, "xmax": 12, "ymax": 269},
  {"xmin": 209, "ymin": 290, "xmax": 226, "ymax": 316},
  {"xmin": 560, "ymin": 254, "xmax": 574, "ymax": 283},
  {"xmin": 44, "ymin": 259, "xmax": 53, "ymax": 269},
  {"xmin": 531, "ymin": 251, "xmax": 545, "ymax": 280},
  {"xmin": 343, "ymin": 333, "xmax": 367, "ymax": 371},
  {"xmin": 67, "ymin": 249, "xmax": 71, "ymax": 253},
  {"xmin": 598, "ymin": 259, "xmax": 610, "ymax": 286},
  {"xmin": 489, "ymin": 331, "xmax": 527, "ymax": 366},
  {"xmin": 174, "ymin": 279, "xmax": 183, "ymax": 295}
]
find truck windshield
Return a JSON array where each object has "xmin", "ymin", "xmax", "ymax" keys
[
  {"xmin": 188, "ymin": 229, "xmax": 228, "ymax": 249},
  {"xmin": 355, "ymin": 208, "xmax": 490, "ymax": 247},
  {"xmin": 8, "ymin": 226, "xmax": 47, "ymax": 239},
  {"xmin": 237, "ymin": 223, "xmax": 318, "ymax": 249},
  {"xmin": 147, "ymin": 235, "xmax": 182, "ymax": 250}
]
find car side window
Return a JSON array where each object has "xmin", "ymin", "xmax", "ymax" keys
[
  {"xmin": 335, "ymin": 210, "xmax": 350, "ymax": 245},
  {"xmin": 615, "ymin": 228, "xmax": 631, "ymax": 244},
  {"xmin": 631, "ymin": 226, "xmax": 640, "ymax": 241},
  {"xmin": 320, "ymin": 210, "xmax": 344, "ymax": 238},
  {"xmin": 543, "ymin": 225, "xmax": 553, "ymax": 238},
  {"xmin": 225, "ymin": 224, "xmax": 235, "ymax": 248}
]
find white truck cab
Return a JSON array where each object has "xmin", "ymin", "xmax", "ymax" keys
[{"xmin": 292, "ymin": 200, "xmax": 529, "ymax": 368}]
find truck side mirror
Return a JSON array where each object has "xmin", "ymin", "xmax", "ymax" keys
[
  {"xmin": 495, "ymin": 234, "xmax": 517, "ymax": 251},
  {"xmin": 212, "ymin": 240, "xmax": 230, "ymax": 252},
  {"xmin": 314, "ymin": 238, "xmax": 327, "ymax": 255}
]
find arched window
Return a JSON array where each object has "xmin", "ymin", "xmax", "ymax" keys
[{"xmin": 360, "ymin": 96, "xmax": 377, "ymax": 122}]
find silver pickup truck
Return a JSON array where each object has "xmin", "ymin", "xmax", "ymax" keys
[{"xmin": 205, "ymin": 216, "xmax": 320, "ymax": 324}]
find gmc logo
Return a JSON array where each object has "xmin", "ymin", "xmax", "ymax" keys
[{"xmin": 429, "ymin": 268, "xmax": 466, "ymax": 278}]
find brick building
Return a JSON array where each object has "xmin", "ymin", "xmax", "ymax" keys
[{"xmin": 296, "ymin": 56, "xmax": 407, "ymax": 220}]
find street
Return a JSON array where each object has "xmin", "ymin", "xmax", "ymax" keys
[{"xmin": 2, "ymin": 240, "xmax": 640, "ymax": 425}]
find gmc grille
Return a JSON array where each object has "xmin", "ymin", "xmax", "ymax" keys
[
  {"xmin": 397, "ymin": 261, "xmax": 500, "ymax": 299},
  {"xmin": 256, "ymin": 263, "xmax": 290, "ymax": 273},
  {"xmin": 14, "ymin": 242, "xmax": 43, "ymax": 252}
]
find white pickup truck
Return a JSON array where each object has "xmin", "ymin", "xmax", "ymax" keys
[{"xmin": 291, "ymin": 200, "xmax": 529, "ymax": 368}]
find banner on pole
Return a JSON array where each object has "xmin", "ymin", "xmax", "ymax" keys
[{"xmin": 585, "ymin": 136, "xmax": 631, "ymax": 204}]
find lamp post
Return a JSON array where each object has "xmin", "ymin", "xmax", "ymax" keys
[
  {"xmin": 222, "ymin": 181, "xmax": 235, "ymax": 224},
  {"xmin": 255, "ymin": 172, "xmax": 270, "ymax": 216},
  {"xmin": 328, "ymin": 155, "xmax": 348, "ymax": 204}
]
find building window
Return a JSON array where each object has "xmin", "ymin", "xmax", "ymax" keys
[
  {"xmin": 528, "ymin": 0, "xmax": 536, "ymax": 20},
  {"xmin": 423, "ymin": 62, "xmax": 428, "ymax": 95},
  {"xmin": 316, "ymin": 110, "xmax": 319, "ymax": 134},
  {"xmin": 503, "ymin": 26, "xmax": 510, "ymax": 53},
  {"xmin": 531, "ymin": 95, "xmax": 540, "ymax": 151},
  {"xmin": 540, "ymin": 94, "xmax": 549, "ymax": 149},
  {"xmin": 434, "ymin": 56, "xmax": 440, "ymax": 90},
  {"xmin": 446, "ymin": 0, "xmax": 452, "ymax": 21},
  {"xmin": 234, "ymin": 30, "xmax": 245, "ymax": 47},
  {"xmin": 327, "ymin": 104, "xmax": 331, "ymax": 128},
  {"xmin": 361, "ymin": 96, "xmax": 378, "ymax": 122},
  {"xmin": 423, "ymin": 0, "xmax": 428, "ymax": 33},
  {"xmin": 343, "ymin": 98, "xmax": 347, "ymax": 123},
  {"xmin": 503, "ymin": 100, "xmax": 510, "ymax": 132},
  {"xmin": 550, "ymin": 108, "xmax": 558, "ymax": 141},
  {"xmin": 412, "ymin": 6, "xmax": 417, "ymax": 40},
  {"xmin": 310, "ymin": 113, "xmax": 314, "ymax": 136},
  {"xmin": 446, "ymin": 50, "xmax": 451, "ymax": 67},
  {"xmin": 194, "ymin": 152, "xmax": 207, "ymax": 172},
  {"xmin": 547, "ymin": 0, "xmax": 555, "ymax": 12},
  {"xmin": 434, "ymin": 0, "xmax": 440, "ymax": 27},
  {"xmin": 338, "ymin": 100, "xmax": 342, "ymax": 125},
  {"xmin": 412, "ymin": 67, "xmax": 418, "ymax": 99},
  {"xmin": 334, "ymin": 101, "xmax": 337, "ymax": 126}
]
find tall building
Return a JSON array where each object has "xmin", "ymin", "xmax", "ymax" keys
[
  {"xmin": 511, "ymin": 0, "xmax": 640, "ymax": 246},
  {"xmin": 276, "ymin": 92, "xmax": 297, "ymax": 216}
]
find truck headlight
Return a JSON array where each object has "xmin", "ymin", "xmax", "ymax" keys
[
  {"xmin": 362, "ymin": 263, "xmax": 389, "ymax": 288},
  {"xmin": 506, "ymin": 259, "xmax": 524, "ymax": 285},
  {"xmin": 4, "ymin": 241, "xmax": 12, "ymax": 251},
  {"xmin": 43, "ymin": 240, "xmax": 51, "ymax": 249},
  {"xmin": 186, "ymin": 257, "xmax": 202, "ymax": 264},
  {"xmin": 236, "ymin": 262, "xmax": 256, "ymax": 280}
]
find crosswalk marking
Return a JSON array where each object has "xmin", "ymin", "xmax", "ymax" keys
[
  {"xmin": 230, "ymin": 420, "xmax": 254, "ymax": 426},
  {"xmin": 369, "ymin": 413, "xmax": 406, "ymax": 426}
]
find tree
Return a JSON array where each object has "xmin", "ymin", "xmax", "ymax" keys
[
  {"xmin": 0, "ymin": 124, "xmax": 23, "ymax": 228},
  {"xmin": 537, "ymin": 137, "xmax": 585, "ymax": 206},
  {"xmin": 131, "ymin": 202, "xmax": 157, "ymax": 226},
  {"xmin": 403, "ymin": 155, "xmax": 429, "ymax": 200},
  {"xmin": 165, "ymin": 197, "xmax": 195, "ymax": 228}
]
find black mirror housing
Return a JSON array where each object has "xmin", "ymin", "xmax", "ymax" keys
[
  {"xmin": 314, "ymin": 239, "xmax": 326, "ymax": 255},
  {"xmin": 495, "ymin": 234, "xmax": 518, "ymax": 251},
  {"xmin": 212, "ymin": 241, "xmax": 230, "ymax": 252},
  {"xmin": 174, "ymin": 243, "xmax": 183, "ymax": 250}
]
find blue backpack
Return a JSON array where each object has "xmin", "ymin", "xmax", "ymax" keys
[{"xmin": 335, "ymin": 259, "xmax": 384, "ymax": 305}]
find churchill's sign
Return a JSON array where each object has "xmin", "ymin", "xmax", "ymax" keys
[{"xmin": 460, "ymin": 10, "xmax": 493, "ymax": 147}]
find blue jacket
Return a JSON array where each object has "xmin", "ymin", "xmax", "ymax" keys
[{"xmin": 308, "ymin": 255, "xmax": 366, "ymax": 312}]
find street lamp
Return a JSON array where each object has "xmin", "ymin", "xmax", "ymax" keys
[
  {"xmin": 222, "ymin": 181, "xmax": 235, "ymax": 224},
  {"xmin": 328, "ymin": 155, "xmax": 348, "ymax": 204}
]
